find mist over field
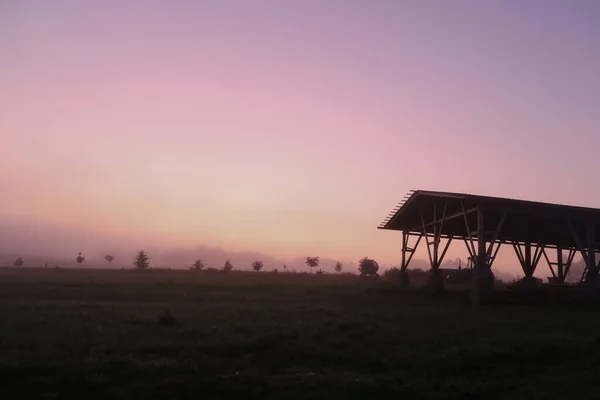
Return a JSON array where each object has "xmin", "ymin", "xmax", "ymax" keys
[{"xmin": 0, "ymin": 215, "xmax": 521, "ymax": 282}]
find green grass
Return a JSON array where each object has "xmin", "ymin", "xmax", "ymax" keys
[{"xmin": 1, "ymin": 268, "xmax": 599, "ymax": 399}]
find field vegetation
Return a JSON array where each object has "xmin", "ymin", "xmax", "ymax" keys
[{"xmin": 1, "ymin": 267, "xmax": 599, "ymax": 399}]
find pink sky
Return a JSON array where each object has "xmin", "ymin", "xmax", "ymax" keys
[{"xmin": 1, "ymin": 1, "xmax": 600, "ymax": 275}]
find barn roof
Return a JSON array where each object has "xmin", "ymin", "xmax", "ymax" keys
[{"xmin": 378, "ymin": 190, "xmax": 600, "ymax": 250}]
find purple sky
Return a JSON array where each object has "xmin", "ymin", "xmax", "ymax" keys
[{"xmin": 1, "ymin": 1, "xmax": 599, "ymax": 274}]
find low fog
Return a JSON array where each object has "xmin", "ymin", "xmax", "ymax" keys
[
  {"xmin": 0, "ymin": 215, "xmax": 363, "ymax": 272},
  {"xmin": 0, "ymin": 215, "xmax": 523, "ymax": 281}
]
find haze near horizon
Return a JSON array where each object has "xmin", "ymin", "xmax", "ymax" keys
[{"xmin": 2, "ymin": 1, "xmax": 599, "ymax": 276}]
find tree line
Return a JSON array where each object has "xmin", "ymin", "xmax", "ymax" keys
[{"xmin": 12, "ymin": 252, "xmax": 381, "ymax": 274}]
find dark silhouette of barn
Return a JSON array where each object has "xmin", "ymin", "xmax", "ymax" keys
[{"xmin": 378, "ymin": 190, "xmax": 600, "ymax": 303}]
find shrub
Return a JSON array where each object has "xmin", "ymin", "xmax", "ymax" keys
[
  {"xmin": 13, "ymin": 257, "xmax": 24, "ymax": 267},
  {"xmin": 383, "ymin": 267, "xmax": 402, "ymax": 280},
  {"xmin": 223, "ymin": 260, "xmax": 233, "ymax": 272},
  {"xmin": 157, "ymin": 308, "xmax": 176, "ymax": 326},
  {"xmin": 334, "ymin": 261, "xmax": 343, "ymax": 273},
  {"xmin": 252, "ymin": 260, "xmax": 263, "ymax": 272}
]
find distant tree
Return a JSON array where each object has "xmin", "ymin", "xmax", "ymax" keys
[
  {"xmin": 104, "ymin": 254, "xmax": 115, "ymax": 264},
  {"xmin": 316, "ymin": 269, "xmax": 325, "ymax": 275},
  {"xmin": 223, "ymin": 259, "xmax": 233, "ymax": 272},
  {"xmin": 251, "ymin": 260, "xmax": 263, "ymax": 272},
  {"xmin": 14, "ymin": 257, "xmax": 23, "ymax": 267},
  {"xmin": 358, "ymin": 256, "xmax": 379, "ymax": 277},
  {"xmin": 283, "ymin": 264, "xmax": 288, "ymax": 272},
  {"xmin": 76, "ymin": 252, "xmax": 85, "ymax": 264},
  {"xmin": 334, "ymin": 261, "xmax": 343, "ymax": 273},
  {"xmin": 190, "ymin": 259, "xmax": 205, "ymax": 271},
  {"xmin": 305, "ymin": 256, "xmax": 320, "ymax": 273},
  {"xmin": 358, "ymin": 256, "xmax": 369, "ymax": 273},
  {"xmin": 133, "ymin": 250, "xmax": 150, "ymax": 270}
]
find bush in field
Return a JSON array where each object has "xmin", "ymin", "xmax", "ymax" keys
[
  {"xmin": 316, "ymin": 269, "xmax": 325, "ymax": 275},
  {"xmin": 334, "ymin": 261, "xmax": 343, "ymax": 273},
  {"xmin": 383, "ymin": 267, "xmax": 402, "ymax": 280},
  {"xmin": 133, "ymin": 250, "xmax": 150, "ymax": 270},
  {"xmin": 104, "ymin": 254, "xmax": 115, "ymax": 264},
  {"xmin": 14, "ymin": 257, "xmax": 24, "ymax": 267},
  {"xmin": 223, "ymin": 260, "xmax": 233, "ymax": 272},
  {"xmin": 358, "ymin": 257, "xmax": 379, "ymax": 277},
  {"xmin": 157, "ymin": 308, "xmax": 176, "ymax": 326},
  {"xmin": 306, "ymin": 256, "xmax": 320, "ymax": 273},
  {"xmin": 190, "ymin": 259, "xmax": 205, "ymax": 271},
  {"xmin": 76, "ymin": 252, "xmax": 85, "ymax": 264},
  {"xmin": 252, "ymin": 260, "xmax": 263, "ymax": 272}
]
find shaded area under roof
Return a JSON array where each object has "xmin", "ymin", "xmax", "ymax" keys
[{"xmin": 378, "ymin": 190, "xmax": 600, "ymax": 250}]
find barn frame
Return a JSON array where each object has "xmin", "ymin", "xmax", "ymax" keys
[{"xmin": 378, "ymin": 190, "xmax": 600, "ymax": 303}]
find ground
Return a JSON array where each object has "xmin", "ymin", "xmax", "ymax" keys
[{"xmin": 1, "ymin": 268, "xmax": 599, "ymax": 399}]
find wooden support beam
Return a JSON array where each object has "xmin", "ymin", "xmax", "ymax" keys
[
  {"xmin": 408, "ymin": 206, "xmax": 477, "ymax": 233},
  {"xmin": 489, "ymin": 240, "xmax": 502, "ymax": 269},
  {"xmin": 525, "ymin": 243, "xmax": 532, "ymax": 277},
  {"xmin": 400, "ymin": 233, "xmax": 422, "ymax": 272},
  {"xmin": 513, "ymin": 242, "xmax": 544, "ymax": 278},
  {"xmin": 477, "ymin": 208, "xmax": 486, "ymax": 270},
  {"xmin": 461, "ymin": 201, "xmax": 477, "ymax": 259},
  {"xmin": 568, "ymin": 220, "xmax": 589, "ymax": 266},
  {"xmin": 401, "ymin": 232, "xmax": 407, "ymax": 272},
  {"xmin": 438, "ymin": 236, "xmax": 454, "ymax": 266},
  {"xmin": 564, "ymin": 249, "xmax": 576, "ymax": 278},
  {"xmin": 512, "ymin": 242, "xmax": 525, "ymax": 267},
  {"xmin": 463, "ymin": 238, "xmax": 476, "ymax": 259},
  {"xmin": 421, "ymin": 214, "xmax": 434, "ymax": 267},
  {"xmin": 587, "ymin": 223, "xmax": 597, "ymax": 279},
  {"xmin": 485, "ymin": 212, "xmax": 507, "ymax": 262},
  {"xmin": 541, "ymin": 248, "xmax": 558, "ymax": 280}
]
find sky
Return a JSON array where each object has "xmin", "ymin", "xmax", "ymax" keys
[{"xmin": 1, "ymin": 0, "xmax": 599, "ymax": 275}]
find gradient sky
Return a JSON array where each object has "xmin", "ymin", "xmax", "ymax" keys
[{"xmin": 1, "ymin": 1, "xmax": 600, "ymax": 274}]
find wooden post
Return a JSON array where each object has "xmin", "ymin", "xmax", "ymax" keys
[
  {"xmin": 586, "ymin": 222, "xmax": 596, "ymax": 286},
  {"xmin": 556, "ymin": 246, "xmax": 564, "ymax": 282}
]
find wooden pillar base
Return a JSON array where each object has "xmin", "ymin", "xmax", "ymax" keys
[
  {"xmin": 399, "ymin": 270, "xmax": 411, "ymax": 288},
  {"xmin": 427, "ymin": 269, "xmax": 444, "ymax": 294}
]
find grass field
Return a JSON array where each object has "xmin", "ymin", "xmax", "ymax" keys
[{"xmin": 1, "ymin": 268, "xmax": 600, "ymax": 399}]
